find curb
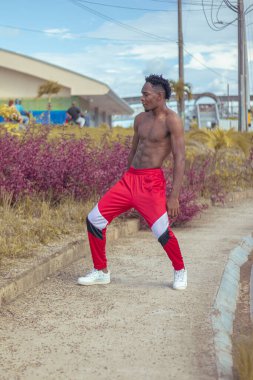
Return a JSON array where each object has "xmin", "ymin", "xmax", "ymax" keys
[
  {"xmin": 0, "ymin": 218, "xmax": 140, "ymax": 307},
  {"xmin": 251, "ymin": 265, "xmax": 253, "ymax": 322},
  {"xmin": 212, "ymin": 233, "xmax": 253, "ymax": 380}
]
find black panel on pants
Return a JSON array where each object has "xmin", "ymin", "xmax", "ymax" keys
[
  {"xmin": 158, "ymin": 229, "xmax": 170, "ymax": 246},
  {"xmin": 86, "ymin": 217, "xmax": 103, "ymax": 240}
]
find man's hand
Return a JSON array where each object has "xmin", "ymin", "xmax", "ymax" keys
[{"xmin": 166, "ymin": 195, "xmax": 180, "ymax": 218}]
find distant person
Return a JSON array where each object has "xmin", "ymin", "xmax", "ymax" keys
[
  {"xmin": 77, "ymin": 74, "xmax": 187, "ymax": 290},
  {"xmin": 84, "ymin": 111, "xmax": 91, "ymax": 127},
  {"xmin": 14, "ymin": 99, "xmax": 30, "ymax": 125},
  {"xmin": 185, "ymin": 115, "xmax": 190, "ymax": 131},
  {"xmin": 190, "ymin": 115, "xmax": 197, "ymax": 130},
  {"xmin": 5, "ymin": 99, "xmax": 19, "ymax": 122},
  {"xmin": 66, "ymin": 102, "xmax": 85, "ymax": 127}
]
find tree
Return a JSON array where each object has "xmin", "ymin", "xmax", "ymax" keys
[
  {"xmin": 169, "ymin": 79, "xmax": 192, "ymax": 117},
  {"xmin": 37, "ymin": 81, "xmax": 62, "ymax": 124}
]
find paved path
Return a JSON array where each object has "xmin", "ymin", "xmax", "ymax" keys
[{"xmin": 0, "ymin": 200, "xmax": 253, "ymax": 380}]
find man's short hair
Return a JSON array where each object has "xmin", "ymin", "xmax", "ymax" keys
[{"xmin": 145, "ymin": 74, "xmax": 171, "ymax": 100}]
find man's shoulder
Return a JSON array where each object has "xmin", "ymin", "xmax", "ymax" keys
[
  {"xmin": 165, "ymin": 108, "xmax": 179, "ymax": 121},
  {"xmin": 136, "ymin": 111, "xmax": 147, "ymax": 119},
  {"xmin": 136, "ymin": 111, "xmax": 152, "ymax": 122},
  {"xmin": 165, "ymin": 108, "xmax": 182, "ymax": 128}
]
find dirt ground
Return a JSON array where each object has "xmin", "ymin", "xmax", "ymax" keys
[{"xmin": 0, "ymin": 199, "xmax": 253, "ymax": 380}]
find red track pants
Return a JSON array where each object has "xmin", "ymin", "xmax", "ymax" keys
[{"xmin": 86, "ymin": 167, "xmax": 185, "ymax": 271}]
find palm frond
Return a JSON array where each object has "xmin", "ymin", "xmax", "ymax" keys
[
  {"xmin": 187, "ymin": 128, "xmax": 253, "ymax": 156},
  {"xmin": 37, "ymin": 81, "xmax": 62, "ymax": 97}
]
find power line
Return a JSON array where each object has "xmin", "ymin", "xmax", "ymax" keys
[
  {"xmin": 68, "ymin": 0, "xmax": 235, "ymax": 81},
  {"xmin": 0, "ymin": 2, "xmax": 237, "ymax": 82},
  {"xmin": 0, "ymin": 23, "xmax": 170, "ymax": 43},
  {"xmin": 68, "ymin": 0, "xmax": 172, "ymax": 42},
  {"xmin": 75, "ymin": 0, "xmax": 229, "ymax": 12},
  {"xmin": 73, "ymin": 0, "xmax": 170, "ymax": 12},
  {"xmin": 201, "ymin": 0, "xmax": 238, "ymax": 31},
  {"xmin": 223, "ymin": 0, "xmax": 238, "ymax": 12},
  {"xmin": 150, "ymin": 0, "xmax": 231, "ymax": 5},
  {"xmin": 0, "ymin": 20, "xmax": 233, "ymax": 80},
  {"xmin": 183, "ymin": 45, "xmax": 234, "ymax": 79},
  {"xmin": 69, "ymin": 0, "xmax": 235, "ymax": 80}
]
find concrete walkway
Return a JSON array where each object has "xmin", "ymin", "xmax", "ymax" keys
[{"xmin": 0, "ymin": 199, "xmax": 253, "ymax": 380}]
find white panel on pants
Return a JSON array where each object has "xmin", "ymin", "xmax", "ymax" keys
[
  {"xmin": 151, "ymin": 212, "xmax": 169, "ymax": 239},
  {"xmin": 88, "ymin": 204, "xmax": 108, "ymax": 230}
]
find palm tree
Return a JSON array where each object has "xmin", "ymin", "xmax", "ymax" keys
[
  {"xmin": 37, "ymin": 81, "xmax": 62, "ymax": 124},
  {"xmin": 169, "ymin": 79, "xmax": 192, "ymax": 117}
]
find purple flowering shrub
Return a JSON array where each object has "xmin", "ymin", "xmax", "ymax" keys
[
  {"xmin": 3, "ymin": 130, "xmax": 246, "ymax": 227},
  {"xmin": 0, "ymin": 131, "xmax": 130, "ymax": 203}
]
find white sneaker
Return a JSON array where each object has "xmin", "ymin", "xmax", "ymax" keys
[
  {"xmin": 77, "ymin": 269, "xmax": 110, "ymax": 286},
  {"xmin": 173, "ymin": 268, "xmax": 187, "ymax": 290}
]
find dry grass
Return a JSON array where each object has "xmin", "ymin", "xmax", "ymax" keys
[
  {"xmin": 0, "ymin": 123, "xmax": 134, "ymax": 143},
  {"xmin": 0, "ymin": 193, "xmax": 93, "ymax": 262},
  {"xmin": 47, "ymin": 124, "xmax": 134, "ymax": 143},
  {"xmin": 15, "ymin": 123, "xmax": 133, "ymax": 142},
  {"xmin": 233, "ymin": 332, "xmax": 253, "ymax": 380}
]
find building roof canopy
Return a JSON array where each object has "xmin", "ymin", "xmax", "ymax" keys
[{"xmin": 0, "ymin": 49, "xmax": 132, "ymax": 115}]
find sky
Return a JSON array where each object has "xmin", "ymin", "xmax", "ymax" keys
[{"xmin": 0, "ymin": 0, "xmax": 253, "ymax": 98}]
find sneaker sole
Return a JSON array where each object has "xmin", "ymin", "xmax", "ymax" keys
[
  {"xmin": 77, "ymin": 280, "xmax": 111, "ymax": 286},
  {"xmin": 173, "ymin": 285, "xmax": 187, "ymax": 290}
]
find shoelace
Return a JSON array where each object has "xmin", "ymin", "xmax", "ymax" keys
[
  {"xmin": 86, "ymin": 269, "xmax": 98, "ymax": 277},
  {"xmin": 175, "ymin": 270, "xmax": 185, "ymax": 281}
]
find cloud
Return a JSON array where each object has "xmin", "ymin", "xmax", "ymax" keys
[
  {"xmin": 87, "ymin": 11, "xmax": 178, "ymax": 42},
  {"xmin": 33, "ymin": 5, "xmax": 245, "ymax": 96},
  {"xmin": 118, "ymin": 43, "xmax": 177, "ymax": 60},
  {"xmin": 43, "ymin": 28, "xmax": 81, "ymax": 40},
  {"xmin": 143, "ymin": 58, "xmax": 176, "ymax": 77},
  {"xmin": 208, "ymin": 77, "xmax": 237, "ymax": 94},
  {"xmin": 32, "ymin": 48, "xmax": 144, "ymax": 96},
  {"xmin": 186, "ymin": 50, "xmax": 237, "ymax": 71}
]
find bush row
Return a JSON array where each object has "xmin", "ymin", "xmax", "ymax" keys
[{"xmin": 0, "ymin": 130, "xmax": 252, "ymax": 226}]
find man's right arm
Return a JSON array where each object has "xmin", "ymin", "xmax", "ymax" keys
[{"xmin": 127, "ymin": 116, "xmax": 140, "ymax": 168}]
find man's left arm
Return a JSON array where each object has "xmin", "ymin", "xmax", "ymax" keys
[{"xmin": 167, "ymin": 114, "xmax": 185, "ymax": 218}]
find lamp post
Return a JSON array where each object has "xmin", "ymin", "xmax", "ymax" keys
[{"xmin": 178, "ymin": 0, "xmax": 185, "ymax": 124}]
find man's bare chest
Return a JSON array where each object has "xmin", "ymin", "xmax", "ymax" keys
[{"xmin": 138, "ymin": 121, "xmax": 170, "ymax": 143}]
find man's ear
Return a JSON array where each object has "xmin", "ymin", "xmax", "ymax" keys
[{"xmin": 158, "ymin": 91, "xmax": 164, "ymax": 101}]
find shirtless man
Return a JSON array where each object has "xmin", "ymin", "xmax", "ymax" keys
[{"xmin": 78, "ymin": 74, "xmax": 187, "ymax": 290}]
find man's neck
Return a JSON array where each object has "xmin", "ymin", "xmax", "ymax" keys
[{"xmin": 151, "ymin": 104, "xmax": 167, "ymax": 117}]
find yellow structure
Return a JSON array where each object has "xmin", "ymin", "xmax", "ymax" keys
[
  {"xmin": 248, "ymin": 109, "xmax": 252, "ymax": 128},
  {"xmin": 0, "ymin": 49, "xmax": 133, "ymax": 126}
]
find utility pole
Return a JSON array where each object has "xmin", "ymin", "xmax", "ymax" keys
[
  {"xmin": 238, "ymin": 0, "xmax": 246, "ymax": 132},
  {"xmin": 178, "ymin": 0, "xmax": 185, "ymax": 123},
  {"xmin": 227, "ymin": 83, "xmax": 230, "ymax": 117},
  {"xmin": 244, "ymin": 20, "xmax": 250, "ymax": 131}
]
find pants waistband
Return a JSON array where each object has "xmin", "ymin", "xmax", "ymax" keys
[{"xmin": 128, "ymin": 166, "xmax": 163, "ymax": 175}]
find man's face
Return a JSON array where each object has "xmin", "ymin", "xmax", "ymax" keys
[{"xmin": 141, "ymin": 82, "xmax": 160, "ymax": 111}]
